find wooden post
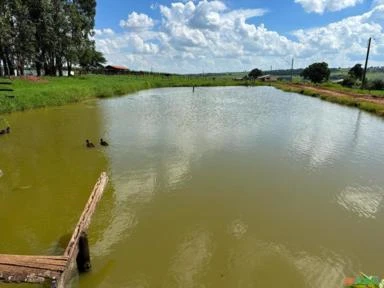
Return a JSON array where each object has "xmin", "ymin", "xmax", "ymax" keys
[
  {"xmin": 361, "ymin": 37, "xmax": 372, "ymax": 89},
  {"xmin": 76, "ymin": 232, "xmax": 91, "ymax": 273}
]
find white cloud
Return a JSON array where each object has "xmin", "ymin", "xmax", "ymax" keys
[
  {"xmin": 295, "ymin": 0, "xmax": 363, "ymax": 14},
  {"xmin": 150, "ymin": 2, "xmax": 159, "ymax": 10},
  {"xmin": 94, "ymin": 28, "xmax": 115, "ymax": 36},
  {"xmin": 95, "ymin": 0, "xmax": 384, "ymax": 73},
  {"xmin": 120, "ymin": 12, "xmax": 155, "ymax": 31},
  {"xmin": 293, "ymin": 5, "xmax": 384, "ymax": 63},
  {"xmin": 373, "ymin": 0, "xmax": 384, "ymax": 6}
]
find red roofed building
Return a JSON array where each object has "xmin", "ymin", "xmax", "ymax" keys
[{"xmin": 105, "ymin": 65, "xmax": 129, "ymax": 74}]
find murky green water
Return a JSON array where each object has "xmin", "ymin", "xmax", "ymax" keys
[{"xmin": 1, "ymin": 87, "xmax": 384, "ymax": 287}]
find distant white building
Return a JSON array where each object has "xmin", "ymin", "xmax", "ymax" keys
[
  {"xmin": 331, "ymin": 79, "xmax": 344, "ymax": 84},
  {"xmin": 257, "ymin": 74, "xmax": 278, "ymax": 82}
]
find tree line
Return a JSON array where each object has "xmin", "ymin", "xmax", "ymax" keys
[
  {"xmin": 248, "ymin": 62, "xmax": 384, "ymax": 90},
  {"xmin": 0, "ymin": 0, "xmax": 105, "ymax": 77}
]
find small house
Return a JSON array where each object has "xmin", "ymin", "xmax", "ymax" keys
[
  {"xmin": 105, "ymin": 65, "xmax": 129, "ymax": 75},
  {"xmin": 257, "ymin": 74, "xmax": 278, "ymax": 82}
]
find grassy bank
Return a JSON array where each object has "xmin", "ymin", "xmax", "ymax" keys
[
  {"xmin": 2, "ymin": 74, "xmax": 384, "ymax": 119},
  {"xmin": 0, "ymin": 74, "xmax": 250, "ymax": 114},
  {"xmin": 272, "ymin": 82, "xmax": 384, "ymax": 117},
  {"xmin": 321, "ymin": 82, "xmax": 384, "ymax": 98}
]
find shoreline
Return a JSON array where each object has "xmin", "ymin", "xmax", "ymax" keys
[
  {"xmin": 0, "ymin": 75, "xmax": 251, "ymax": 115},
  {"xmin": 271, "ymin": 82, "xmax": 384, "ymax": 117},
  {"xmin": 1, "ymin": 75, "xmax": 384, "ymax": 118}
]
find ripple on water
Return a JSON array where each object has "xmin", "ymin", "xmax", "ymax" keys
[
  {"xmin": 91, "ymin": 171, "xmax": 157, "ymax": 257},
  {"xmin": 166, "ymin": 229, "xmax": 213, "ymax": 288},
  {"xmin": 92, "ymin": 209, "xmax": 138, "ymax": 257},
  {"xmin": 292, "ymin": 250, "xmax": 347, "ymax": 288},
  {"xmin": 336, "ymin": 185, "xmax": 384, "ymax": 219},
  {"xmin": 228, "ymin": 219, "xmax": 248, "ymax": 239},
  {"xmin": 227, "ymin": 239, "xmax": 347, "ymax": 288}
]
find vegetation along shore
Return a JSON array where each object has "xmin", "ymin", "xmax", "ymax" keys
[
  {"xmin": 0, "ymin": 74, "xmax": 251, "ymax": 115},
  {"xmin": 0, "ymin": 73, "xmax": 383, "ymax": 119}
]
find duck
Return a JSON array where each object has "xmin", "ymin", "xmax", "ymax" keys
[
  {"xmin": 0, "ymin": 127, "xmax": 10, "ymax": 135},
  {"xmin": 100, "ymin": 138, "xmax": 109, "ymax": 146},
  {"xmin": 86, "ymin": 139, "xmax": 95, "ymax": 148}
]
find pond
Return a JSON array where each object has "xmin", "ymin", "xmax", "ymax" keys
[{"xmin": 1, "ymin": 86, "xmax": 384, "ymax": 287}]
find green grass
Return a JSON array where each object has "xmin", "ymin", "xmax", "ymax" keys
[
  {"xmin": 322, "ymin": 82, "xmax": 384, "ymax": 97},
  {"xmin": 1, "ymin": 73, "xmax": 384, "ymax": 119},
  {"xmin": 272, "ymin": 82, "xmax": 384, "ymax": 117},
  {"xmin": 0, "ymin": 74, "xmax": 254, "ymax": 114}
]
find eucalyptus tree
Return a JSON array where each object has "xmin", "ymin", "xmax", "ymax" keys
[
  {"xmin": 0, "ymin": 0, "xmax": 102, "ymax": 77},
  {"xmin": 0, "ymin": 0, "xmax": 14, "ymax": 76},
  {"xmin": 12, "ymin": 0, "xmax": 36, "ymax": 75}
]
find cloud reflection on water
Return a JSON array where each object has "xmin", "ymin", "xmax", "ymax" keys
[
  {"xmin": 88, "ymin": 87, "xmax": 384, "ymax": 287},
  {"xmin": 228, "ymin": 238, "xmax": 348, "ymax": 288},
  {"xmin": 166, "ymin": 229, "xmax": 213, "ymax": 288},
  {"xmin": 337, "ymin": 185, "xmax": 384, "ymax": 219},
  {"xmin": 92, "ymin": 171, "xmax": 157, "ymax": 257}
]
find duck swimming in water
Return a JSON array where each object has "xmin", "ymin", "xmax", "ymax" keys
[
  {"xmin": 100, "ymin": 138, "xmax": 109, "ymax": 146},
  {"xmin": 0, "ymin": 127, "xmax": 8, "ymax": 135},
  {"xmin": 86, "ymin": 139, "xmax": 95, "ymax": 148}
]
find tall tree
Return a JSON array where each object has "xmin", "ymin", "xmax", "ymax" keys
[
  {"xmin": 249, "ymin": 68, "xmax": 263, "ymax": 79},
  {"xmin": 301, "ymin": 62, "xmax": 330, "ymax": 83},
  {"xmin": 0, "ymin": 0, "xmax": 14, "ymax": 76},
  {"xmin": 12, "ymin": 0, "xmax": 36, "ymax": 75},
  {"xmin": 349, "ymin": 64, "xmax": 363, "ymax": 81},
  {"xmin": 79, "ymin": 42, "xmax": 106, "ymax": 72},
  {"xmin": 0, "ymin": 0, "xmax": 103, "ymax": 77}
]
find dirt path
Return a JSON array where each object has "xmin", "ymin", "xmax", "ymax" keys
[{"xmin": 287, "ymin": 83, "xmax": 384, "ymax": 105}]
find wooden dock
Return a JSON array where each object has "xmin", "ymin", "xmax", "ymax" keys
[{"xmin": 0, "ymin": 172, "xmax": 109, "ymax": 287}]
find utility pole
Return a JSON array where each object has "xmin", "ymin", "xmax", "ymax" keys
[
  {"xmin": 361, "ymin": 37, "xmax": 372, "ymax": 89},
  {"xmin": 290, "ymin": 57, "xmax": 294, "ymax": 82}
]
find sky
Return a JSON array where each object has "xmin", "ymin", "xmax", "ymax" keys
[{"xmin": 94, "ymin": 0, "xmax": 384, "ymax": 73}]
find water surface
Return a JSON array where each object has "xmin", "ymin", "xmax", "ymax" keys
[{"xmin": 1, "ymin": 87, "xmax": 384, "ymax": 287}]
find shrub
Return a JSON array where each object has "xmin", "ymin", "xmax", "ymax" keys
[
  {"xmin": 348, "ymin": 64, "xmax": 363, "ymax": 80},
  {"xmin": 368, "ymin": 79, "xmax": 384, "ymax": 90},
  {"xmin": 248, "ymin": 68, "xmax": 263, "ymax": 79},
  {"xmin": 341, "ymin": 77, "xmax": 356, "ymax": 88},
  {"xmin": 301, "ymin": 62, "xmax": 330, "ymax": 83}
]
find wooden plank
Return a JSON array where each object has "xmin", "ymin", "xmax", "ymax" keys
[
  {"xmin": 0, "ymin": 255, "xmax": 68, "ymax": 265},
  {"xmin": 0, "ymin": 255, "xmax": 67, "ymax": 284},
  {"xmin": 58, "ymin": 172, "xmax": 108, "ymax": 288},
  {"xmin": 0, "ymin": 261, "xmax": 66, "ymax": 272},
  {"xmin": 64, "ymin": 172, "xmax": 108, "ymax": 259},
  {"xmin": 0, "ymin": 264, "xmax": 62, "ymax": 283},
  {"xmin": 0, "ymin": 255, "xmax": 68, "ymax": 261},
  {"xmin": 0, "ymin": 172, "xmax": 108, "ymax": 286}
]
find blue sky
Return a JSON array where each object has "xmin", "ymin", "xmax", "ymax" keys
[{"xmin": 94, "ymin": 0, "xmax": 384, "ymax": 73}]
